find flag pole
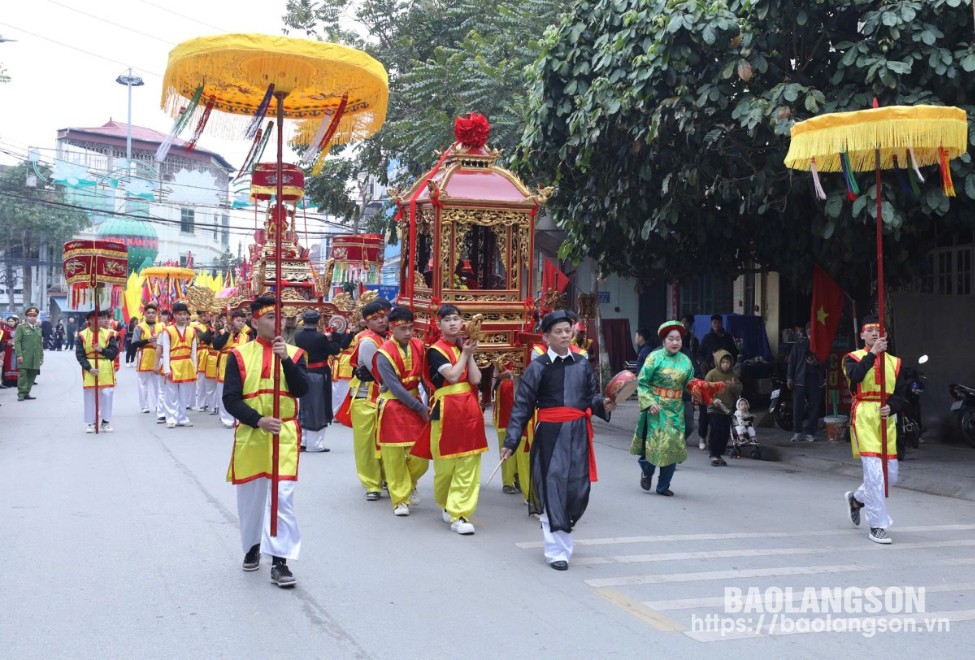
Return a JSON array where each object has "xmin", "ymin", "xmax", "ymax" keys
[
  {"xmin": 270, "ymin": 91, "xmax": 286, "ymax": 537},
  {"xmin": 875, "ymin": 148, "xmax": 889, "ymax": 498}
]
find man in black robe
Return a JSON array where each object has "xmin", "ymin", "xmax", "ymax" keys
[
  {"xmin": 293, "ymin": 309, "xmax": 352, "ymax": 452},
  {"xmin": 502, "ymin": 309, "xmax": 615, "ymax": 571}
]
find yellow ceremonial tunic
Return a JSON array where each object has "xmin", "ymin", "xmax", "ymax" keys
[
  {"xmin": 165, "ymin": 325, "xmax": 198, "ymax": 383},
  {"xmin": 217, "ymin": 328, "xmax": 253, "ymax": 383},
  {"xmin": 226, "ymin": 339, "xmax": 305, "ymax": 484},
  {"xmin": 349, "ymin": 330, "xmax": 385, "ymax": 491},
  {"xmin": 80, "ymin": 328, "xmax": 116, "ymax": 388},
  {"xmin": 846, "ymin": 349, "xmax": 900, "ymax": 460},
  {"xmin": 136, "ymin": 321, "xmax": 163, "ymax": 372},
  {"xmin": 192, "ymin": 322, "xmax": 209, "ymax": 375}
]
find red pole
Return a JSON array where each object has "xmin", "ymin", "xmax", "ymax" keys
[
  {"xmin": 270, "ymin": 92, "xmax": 286, "ymax": 536},
  {"xmin": 875, "ymin": 149, "xmax": 889, "ymax": 497},
  {"xmin": 93, "ymin": 285, "xmax": 100, "ymax": 435}
]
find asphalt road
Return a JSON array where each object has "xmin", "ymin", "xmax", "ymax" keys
[{"xmin": 2, "ymin": 350, "xmax": 974, "ymax": 658}]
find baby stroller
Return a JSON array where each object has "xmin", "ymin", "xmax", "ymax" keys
[{"xmin": 728, "ymin": 397, "xmax": 763, "ymax": 460}]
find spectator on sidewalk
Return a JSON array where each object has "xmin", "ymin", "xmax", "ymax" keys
[
  {"xmin": 788, "ymin": 322, "xmax": 825, "ymax": 442},
  {"xmin": 634, "ymin": 328, "xmax": 653, "ymax": 368},
  {"xmin": 704, "ymin": 349, "xmax": 741, "ymax": 466}
]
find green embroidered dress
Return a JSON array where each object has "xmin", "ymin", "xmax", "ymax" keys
[{"xmin": 630, "ymin": 348, "xmax": 694, "ymax": 467}]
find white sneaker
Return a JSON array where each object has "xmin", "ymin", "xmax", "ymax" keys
[
  {"xmin": 157, "ymin": 416, "xmax": 166, "ymax": 424},
  {"xmin": 178, "ymin": 421, "xmax": 194, "ymax": 427},
  {"xmin": 698, "ymin": 439, "xmax": 706, "ymax": 450},
  {"xmin": 222, "ymin": 420, "xmax": 234, "ymax": 429},
  {"xmin": 442, "ymin": 509, "xmax": 452, "ymax": 524},
  {"xmin": 101, "ymin": 422, "xmax": 114, "ymax": 433},
  {"xmin": 409, "ymin": 489, "xmax": 419, "ymax": 506},
  {"xmin": 166, "ymin": 421, "xmax": 176, "ymax": 428},
  {"xmin": 805, "ymin": 434, "xmax": 816, "ymax": 442},
  {"xmin": 393, "ymin": 503, "xmax": 410, "ymax": 517},
  {"xmin": 451, "ymin": 518, "xmax": 475, "ymax": 535},
  {"xmin": 141, "ymin": 408, "xmax": 150, "ymax": 413},
  {"xmin": 790, "ymin": 433, "xmax": 803, "ymax": 442},
  {"xmin": 85, "ymin": 424, "xmax": 95, "ymax": 434}
]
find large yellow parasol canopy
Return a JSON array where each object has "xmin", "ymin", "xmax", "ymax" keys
[
  {"xmin": 784, "ymin": 105, "xmax": 968, "ymax": 172},
  {"xmin": 160, "ymin": 33, "xmax": 388, "ymax": 146}
]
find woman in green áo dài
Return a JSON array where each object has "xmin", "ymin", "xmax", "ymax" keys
[{"xmin": 631, "ymin": 320, "xmax": 695, "ymax": 496}]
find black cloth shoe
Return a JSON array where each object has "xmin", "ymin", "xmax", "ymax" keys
[
  {"xmin": 242, "ymin": 544, "xmax": 261, "ymax": 571},
  {"xmin": 270, "ymin": 560, "xmax": 296, "ymax": 587},
  {"xmin": 549, "ymin": 560, "xmax": 569, "ymax": 571},
  {"xmin": 640, "ymin": 474, "xmax": 652, "ymax": 491},
  {"xmin": 845, "ymin": 491, "xmax": 862, "ymax": 527},
  {"xmin": 24, "ymin": 395, "xmax": 36, "ymax": 400},
  {"xmin": 656, "ymin": 489, "xmax": 674, "ymax": 497}
]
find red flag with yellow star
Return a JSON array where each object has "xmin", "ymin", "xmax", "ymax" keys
[{"xmin": 809, "ymin": 265, "xmax": 844, "ymax": 362}]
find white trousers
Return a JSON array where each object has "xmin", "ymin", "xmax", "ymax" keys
[
  {"xmin": 216, "ymin": 381, "xmax": 235, "ymax": 426},
  {"xmin": 83, "ymin": 387, "xmax": 114, "ymax": 425},
  {"xmin": 540, "ymin": 510, "xmax": 573, "ymax": 563},
  {"xmin": 303, "ymin": 427, "xmax": 328, "ymax": 452},
  {"xmin": 137, "ymin": 371, "xmax": 160, "ymax": 412},
  {"xmin": 204, "ymin": 377, "xmax": 218, "ymax": 411},
  {"xmin": 854, "ymin": 456, "xmax": 899, "ymax": 529},
  {"xmin": 195, "ymin": 373, "xmax": 208, "ymax": 408},
  {"xmin": 236, "ymin": 478, "xmax": 301, "ymax": 559},
  {"xmin": 164, "ymin": 381, "xmax": 194, "ymax": 425},
  {"xmin": 332, "ymin": 379, "xmax": 350, "ymax": 415}
]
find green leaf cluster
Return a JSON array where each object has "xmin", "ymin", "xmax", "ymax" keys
[{"xmin": 517, "ymin": 0, "xmax": 975, "ymax": 296}]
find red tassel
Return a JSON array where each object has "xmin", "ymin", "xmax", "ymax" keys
[{"xmin": 939, "ymin": 147, "xmax": 956, "ymax": 197}]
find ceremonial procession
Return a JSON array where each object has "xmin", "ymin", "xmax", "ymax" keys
[{"xmin": 4, "ymin": 1, "xmax": 975, "ymax": 657}]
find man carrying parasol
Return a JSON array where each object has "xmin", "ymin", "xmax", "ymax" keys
[
  {"xmin": 159, "ymin": 302, "xmax": 199, "ymax": 428},
  {"xmin": 75, "ymin": 309, "xmax": 120, "ymax": 433},
  {"xmin": 501, "ymin": 309, "xmax": 615, "ymax": 569},
  {"xmin": 222, "ymin": 296, "xmax": 309, "ymax": 587},
  {"xmin": 843, "ymin": 317, "xmax": 907, "ymax": 545}
]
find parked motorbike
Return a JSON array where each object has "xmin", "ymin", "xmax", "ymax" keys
[
  {"xmin": 948, "ymin": 381, "xmax": 975, "ymax": 448},
  {"xmin": 768, "ymin": 377, "xmax": 793, "ymax": 431},
  {"xmin": 896, "ymin": 355, "xmax": 927, "ymax": 460}
]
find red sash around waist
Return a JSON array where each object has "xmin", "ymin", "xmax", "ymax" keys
[
  {"xmin": 537, "ymin": 406, "xmax": 597, "ymax": 482},
  {"xmin": 307, "ymin": 360, "xmax": 328, "ymax": 370}
]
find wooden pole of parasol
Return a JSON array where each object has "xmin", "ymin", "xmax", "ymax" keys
[
  {"xmin": 270, "ymin": 91, "xmax": 287, "ymax": 537},
  {"xmin": 874, "ymin": 148, "xmax": 889, "ymax": 497}
]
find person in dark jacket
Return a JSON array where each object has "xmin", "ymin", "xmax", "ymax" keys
[
  {"xmin": 696, "ymin": 314, "xmax": 737, "ymax": 447},
  {"xmin": 788, "ymin": 323, "xmax": 825, "ymax": 442},
  {"xmin": 293, "ymin": 309, "xmax": 352, "ymax": 452},
  {"xmin": 634, "ymin": 328, "xmax": 653, "ymax": 368}
]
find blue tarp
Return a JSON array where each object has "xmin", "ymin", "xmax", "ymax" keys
[{"xmin": 691, "ymin": 313, "xmax": 772, "ymax": 362}]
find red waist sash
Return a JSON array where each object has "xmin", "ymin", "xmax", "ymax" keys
[
  {"xmin": 537, "ymin": 406, "xmax": 597, "ymax": 482},
  {"xmin": 307, "ymin": 360, "xmax": 328, "ymax": 370}
]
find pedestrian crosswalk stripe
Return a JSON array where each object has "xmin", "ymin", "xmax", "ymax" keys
[
  {"xmin": 515, "ymin": 524, "xmax": 975, "ymax": 549},
  {"xmin": 571, "ymin": 538, "xmax": 975, "ymax": 566},
  {"xmin": 593, "ymin": 588, "xmax": 686, "ymax": 632},
  {"xmin": 585, "ymin": 557, "xmax": 975, "ymax": 588},
  {"xmin": 644, "ymin": 581, "xmax": 975, "ymax": 612}
]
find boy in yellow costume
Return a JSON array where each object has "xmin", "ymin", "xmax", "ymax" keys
[
  {"xmin": 348, "ymin": 300, "xmax": 390, "ymax": 501},
  {"xmin": 159, "ymin": 302, "xmax": 199, "ymax": 428},
  {"xmin": 412, "ymin": 304, "xmax": 488, "ymax": 535},
  {"xmin": 131, "ymin": 303, "xmax": 163, "ymax": 416},
  {"xmin": 75, "ymin": 309, "xmax": 120, "ymax": 433},
  {"xmin": 222, "ymin": 296, "xmax": 309, "ymax": 588},
  {"xmin": 844, "ymin": 316, "xmax": 907, "ymax": 545},
  {"xmin": 374, "ymin": 306, "xmax": 429, "ymax": 516},
  {"xmin": 213, "ymin": 310, "xmax": 253, "ymax": 429}
]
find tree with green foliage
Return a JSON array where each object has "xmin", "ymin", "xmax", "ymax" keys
[
  {"xmin": 518, "ymin": 0, "xmax": 975, "ymax": 300},
  {"xmin": 283, "ymin": 0, "xmax": 561, "ymax": 234},
  {"xmin": 0, "ymin": 162, "xmax": 91, "ymax": 306}
]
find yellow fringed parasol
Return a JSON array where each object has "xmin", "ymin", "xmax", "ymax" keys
[
  {"xmin": 785, "ymin": 103, "xmax": 969, "ymax": 496},
  {"xmin": 161, "ymin": 34, "xmax": 388, "ymax": 537}
]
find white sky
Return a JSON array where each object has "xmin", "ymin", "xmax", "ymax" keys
[{"xmin": 0, "ymin": 0, "xmax": 299, "ymax": 168}]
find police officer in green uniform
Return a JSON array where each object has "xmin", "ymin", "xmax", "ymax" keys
[{"xmin": 14, "ymin": 305, "xmax": 44, "ymax": 401}]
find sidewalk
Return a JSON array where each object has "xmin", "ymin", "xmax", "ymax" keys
[{"xmin": 597, "ymin": 398, "xmax": 975, "ymax": 503}]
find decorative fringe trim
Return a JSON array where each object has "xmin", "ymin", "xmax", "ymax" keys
[
  {"xmin": 245, "ymin": 84, "xmax": 275, "ymax": 139},
  {"xmin": 908, "ymin": 148, "xmax": 925, "ymax": 183},
  {"xmin": 939, "ymin": 147, "xmax": 956, "ymax": 197},
  {"xmin": 235, "ymin": 125, "xmax": 263, "ymax": 181},
  {"xmin": 155, "ymin": 84, "xmax": 203, "ymax": 162},
  {"xmin": 810, "ymin": 158, "xmax": 827, "ymax": 200},
  {"xmin": 784, "ymin": 105, "xmax": 968, "ymax": 172},
  {"xmin": 185, "ymin": 97, "xmax": 215, "ymax": 151},
  {"xmin": 840, "ymin": 152, "xmax": 860, "ymax": 200}
]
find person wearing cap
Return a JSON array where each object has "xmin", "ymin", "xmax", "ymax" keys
[
  {"xmin": 212, "ymin": 310, "xmax": 254, "ymax": 429},
  {"xmin": 412, "ymin": 304, "xmax": 488, "ymax": 535},
  {"xmin": 630, "ymin": 320, "xmax": 695, "ymax": 497},
  {"xmin": 373, "ymin": 306, "xmax": 430, "ymax": 516},
  {"xmin": 75, "ymin": 310, "xmax": 120, "ymax": 432},
  {"xmin": 348, "ymin": 299, "xmax": 390, "ymax": 500},
  {"xmin": 221, "ymin": 296, "xmax": 309, "ymax": 588},
  {"xmin": 294, "ymin": 308, "xmax": 351, "ymax": 452},
  {"xmin": 501, "ymin": 309, "xmax": 615, "ymax": 568},
  {"xmin": 130, "ymin": 303, "xmax": 164, "ymax": 415},
  {"xmin": 159, "ymin": 302, "xmax": 200, "ymax": 428},
  {"xmin": 843, "ymin": 316, "xmax": 908, "ymax": 545},
  {"xmin": 14, "ymin": 306, "xmax": 44, "ymax": 401}
]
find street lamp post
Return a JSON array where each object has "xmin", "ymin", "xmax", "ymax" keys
[{"xmin": 115, "ymin": 68, "xmax": 144, "ymax": 163}]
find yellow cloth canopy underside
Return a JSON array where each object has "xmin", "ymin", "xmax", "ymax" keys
[
  {"xmin": 784, "ymin": 105, "xmax": 968, "ymax": 172},
  {"xmin": 161, "ymin": 33, "xmax": 388, "ymax": 146},
  {"xmin": 139, "ymin": 266, "xmax": 197, "ymax": 281}
]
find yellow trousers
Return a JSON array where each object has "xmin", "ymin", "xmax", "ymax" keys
[
  {"xmin": 350, "ymin": 398, "xmax": 383, "ymax": 492},
  {"xmin": 514, "ymin": 435, "xmax": 530, "ymax": 502},
  {"xmin": 433, "ymin": 453, "xmax": 481, "ymax": 522},
  {"xmin": 381, "ymin": 445, "xmax": 429, "ymax": 507},
  {"xmin": 496, "ymin": 428, "xmax": 517, "ymax": 487}
]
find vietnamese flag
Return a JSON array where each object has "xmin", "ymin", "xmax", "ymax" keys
[
  {"xmin": 809, "ymin": 264, "xmax": 844, "ymax": 362},
  {"xmin": 542, "ymin": 258, "xmax": 569, "ymax": 293}
]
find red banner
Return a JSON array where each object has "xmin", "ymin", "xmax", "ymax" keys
[{"xmin": 63, "ymin": 240, "xmax": 128, "ymax": 288}]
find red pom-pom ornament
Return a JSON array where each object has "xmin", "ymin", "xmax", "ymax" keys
[{"xmin": 453, "ymin": 113, "xmax": 491, "ymax": 148}]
